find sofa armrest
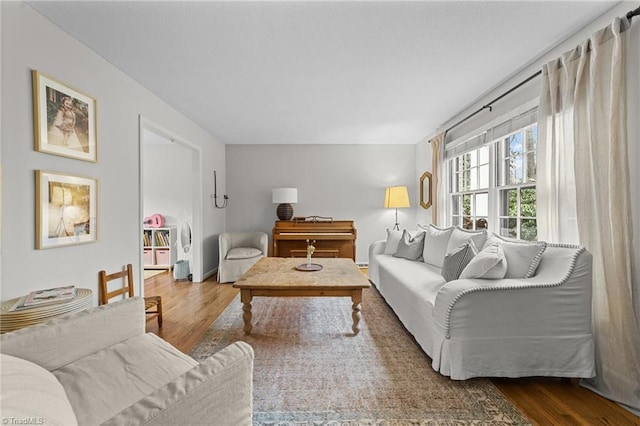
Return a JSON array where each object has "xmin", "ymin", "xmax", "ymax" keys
[
  {"xmin": 0, "ymin": 297, "xmax": 145, "ymax": 371},
  {"xmin": 102, "ymin": 341, "xmax": 254, "ymax": 426},
  {"xmin": 367, "ymin": 240, "xmax": 387, "ymax": 287},
  {"xmin": 433, "ymin": 247, "xmax": 592, "ymax": 339},
  {"xmin": 369, "ymin": 240, "xmax": 386, "ymax": 257}
]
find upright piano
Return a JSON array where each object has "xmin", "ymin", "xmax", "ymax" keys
[{"xmin": 272, "ymin": 218, "xmax": 356, "ymax": 260}]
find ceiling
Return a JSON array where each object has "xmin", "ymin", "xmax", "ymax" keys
[{"xmin": 27, "ymin": 1, "xmax": 617, "ymax": 145}]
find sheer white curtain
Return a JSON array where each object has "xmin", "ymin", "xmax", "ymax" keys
[
  {"xmin": 429, "ymin": 131, "xmax": 446, "ymax": 226},
  {"xmin": 538, "ymin": 17, "xmax": 640, "ymax": 414}
]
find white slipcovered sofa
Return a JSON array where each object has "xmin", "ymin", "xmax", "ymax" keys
[
  {"xmin": 368, "ymin": 224, "xmax": 595, "ymax": 380},
  {"xmin": 0, "ymin": 297, "xmax": 254, "ymax": 425}
]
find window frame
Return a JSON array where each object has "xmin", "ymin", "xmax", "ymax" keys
[{"xmin": 446, "ymin": 123, "xmax": 538, "ymax": 240}]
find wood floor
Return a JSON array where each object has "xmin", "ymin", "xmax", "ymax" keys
[{"xmin": 144, "ymin": 270, "xmax": 640, "ymax": 425}]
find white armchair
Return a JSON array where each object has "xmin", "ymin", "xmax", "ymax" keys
[{"xmin": 218, "ymin": 231, "xmax": 268, "ymax": 283}]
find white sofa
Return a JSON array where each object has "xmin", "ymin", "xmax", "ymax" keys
[
  {"xmin": 0, "ymin": 297, "xmax": 254, "ymax": 425},
  {"xmin": 368, "ymin": 225, "xmax": 595, "ymax": 380}
]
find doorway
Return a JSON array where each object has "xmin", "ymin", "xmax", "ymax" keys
[{"xmin": 139, "ymin": 117, "xmax": 203, "ymax": 289}]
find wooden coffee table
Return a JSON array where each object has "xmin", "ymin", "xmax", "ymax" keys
[{"xmin": 232, "ymin": 257, "xmax": 370, "ymax": 335}]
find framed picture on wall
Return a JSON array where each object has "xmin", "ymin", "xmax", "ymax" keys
[
  {"xmin": 32, "ymin": 70, "xmax": 98, "ymax": 162},
  {"xmin": 35, "ymin": 170, "xmax": 98, "ymax": 249}
]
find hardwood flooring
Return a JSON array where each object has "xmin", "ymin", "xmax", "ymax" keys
[
  {"xmin": 143, "ymin": 270, "xmax": 237, "ymax": 353},
  {"xmin": 144, "ymin": 270, "xmax": 640, "ymax": 425}
]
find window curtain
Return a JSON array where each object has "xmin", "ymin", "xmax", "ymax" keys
[
  {"xmin": 429, "ymin": 131, "xmax": 446, "ymax": 225},
  {"xmin": 537, "ymin": 17, "xmax": 640, "ymax": 414}
]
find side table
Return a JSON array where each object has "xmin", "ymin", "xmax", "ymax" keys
[{"xmin": 0, "ymin": 288, "xmax": 93, "ymax": 333}]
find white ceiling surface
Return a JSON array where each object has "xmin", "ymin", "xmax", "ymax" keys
[{"xmin": 28, "ymin": 1, "xmax": 616, "ymax": 145}]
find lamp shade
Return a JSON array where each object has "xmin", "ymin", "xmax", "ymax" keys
[
  {"xmin": 272, "ymin": 188, "xmax": 298, "ymax": 204},
  {"xmin": 384, "ymin": 186, "xmax": 410, "ymax": 208}
]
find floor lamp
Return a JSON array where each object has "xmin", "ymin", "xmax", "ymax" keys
[{"xmin": 384, "ymin": 186, "xmax": 410, "ymax": 231}]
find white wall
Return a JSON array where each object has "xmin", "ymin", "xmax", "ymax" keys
[
  {"xmin": 226, "ymin": 144, "xmax": 416, "ymax": 264},
  {"xmin": 415, "ymin": 137, "xmax": 433, "ymax": 226},
  {"xmin": 0, "ymin": 2, "xmax": 226, "ymax": 302},
  {"xmin": 143, "ymin": 143, "xmax": 192, "ymax": 229}
]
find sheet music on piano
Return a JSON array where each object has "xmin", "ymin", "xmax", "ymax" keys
[{"xmin": 293, "ymin": 216, "xmax": 333, "ymax": 223}]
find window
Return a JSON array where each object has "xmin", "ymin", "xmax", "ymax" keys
[
  {"xmin": 450, "ymin": 146, "xmax": 489, "ymax": 230},
  {"xmin": 497, "ymin": 126, "xmax": 537, "ymax": 240},
  {"xmin": 448, "ymin": 124, "xmax": 538, "ymax": 240}
]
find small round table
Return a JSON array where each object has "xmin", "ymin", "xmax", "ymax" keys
[{"xmin": 0, "ymin": 288, "xmax": 93, "ymax": 334}]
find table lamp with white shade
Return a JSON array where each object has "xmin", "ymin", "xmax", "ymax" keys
[{"xmin": 272, "ymin": 188, "xmax": 298, "ymax": 221}]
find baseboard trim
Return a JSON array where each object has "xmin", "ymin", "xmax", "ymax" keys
[{"xmin": 203, "ymin": 268, "xmax": 217, "ymax": 281}]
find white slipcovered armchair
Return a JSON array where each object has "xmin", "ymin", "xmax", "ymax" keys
[{"xmin": 218, "ymin": 231, "xmax": 268, "ymax": 283}]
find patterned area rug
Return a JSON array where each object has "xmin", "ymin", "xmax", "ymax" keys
[{"xmin": 189, "ymin": 287, "xmax": 531, "ymax": 425}]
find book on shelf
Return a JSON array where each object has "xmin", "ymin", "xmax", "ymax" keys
[
  {"xmin": 154, "ymin": 230, "xmax": 170, "ymax": 247},
  {"xmin": 9, "ymin": 285, "xmax": 77, "ymax": 311}
]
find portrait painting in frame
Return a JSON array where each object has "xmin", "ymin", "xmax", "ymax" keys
[
  {"xmin": 36, "ymin": 170, "xmax": 98, "ymax": 249},
  {"xmin": 32, "ymin": 70, "xmax": 97, "ymax": 162}
]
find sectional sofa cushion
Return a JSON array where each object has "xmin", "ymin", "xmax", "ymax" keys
[
  {"xmin": 446, "ymin": 227, "xmax": 487, "ymax": 255},
  {"xmin": 460, "ymin": 242, "xmax": 507, "ymax": 279},
  {"xmin": 394, "ymin": 229, "xmax": 426, "ymax": 261},
  {"xmin": 0, "ymin": 353, "xmax": 78, "ymax": 426},
  {"xmin": 53, "ymin": 333, "xmax": 198, "ymax": 425},
  {"xmin": 383, "ymin": 229, "xmax": 403, "ymax": 254},
  {"xmin": 442, "ymin": 239, "xmax": 478, "ymax": 282},
  {"xmin": 418, "ymin": 224, "xmax": 454, "ymax": 268},
  {"xmin": 484, "ymin": 234, "xmax": 547, "ymax": 278}
]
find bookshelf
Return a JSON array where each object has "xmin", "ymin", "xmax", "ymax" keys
[{"xmin": 143, "ymin": 227, "xmax": 176, "ymax": 270}]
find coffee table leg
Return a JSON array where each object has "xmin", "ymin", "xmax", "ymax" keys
[
  {"xmin": 351, "ymin": 289, "xmax": 362, "ymax": 335},
  {"xmin": 240, "ymin": 289, "xmax": 253, "ymax": 335}
]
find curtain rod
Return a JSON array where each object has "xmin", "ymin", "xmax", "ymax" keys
[
  {"xmin": 442, "ymin": 70, "xmax": 541, "ymax": 135},
  {"xmin": 432, "ymin": 4, "xmax": 640, "ymax": 140}
]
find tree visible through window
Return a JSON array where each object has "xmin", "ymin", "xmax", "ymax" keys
[
  {"xmin": 498, "ymin": 125, "xmax": 537, "ymax": 240},
  {"xmin": 449, "ymin": 124, "xmax": 538, "ymax": 240}
]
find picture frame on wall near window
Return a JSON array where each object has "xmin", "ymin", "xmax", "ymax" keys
[
  {"xmin": 35, "ymin": 170, "xmax": 98, "ymax": 249},
  {"xmin": 32, "ymin": 70, "xmax": 98, "ymax": 162}
]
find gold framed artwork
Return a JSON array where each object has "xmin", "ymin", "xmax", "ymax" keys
[
  {"xmin": 35, "ymin": 171, "xmax": 98, "ymax": 249},
  {"xmin": 32, "ymin": 70, "xmax": 97, "ymax": 162},
  {"xmin": 420, "ymin": 171, "xmax": 432, "ymax": 210}
]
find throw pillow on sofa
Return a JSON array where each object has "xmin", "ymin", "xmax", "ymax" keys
[
  {"xmin": 442, "ymin": 239, "xmax": 478, "ymax": 282},
  {"xmin": 484, "ymin": 234, "xmax": 547, "ymax": 278},
  {"xmin": 446, "ymin": 227, "xmax": 487, "ymax": 255},
  {"xmin": 383, "ymin": 229, "xmax": 403, "ymax": 254},
  {"xmin": 0, "ymin": 353, "xmax": 78, "ymax": 426},
  {"xmin": 460, "ymin": 242, "xmax": 508, "ymax": 279},
  {"xmin": 393, "ymin": 229, "xmax": 425, "ymax": 261},
  {"xmin": 417, "ymin": 224, "xmax": 454, "ymax": 268}
]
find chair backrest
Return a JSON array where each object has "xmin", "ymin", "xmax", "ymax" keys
[{"xmin": 98, "ymin": 264, "xmax": 135, "ymax": 305}]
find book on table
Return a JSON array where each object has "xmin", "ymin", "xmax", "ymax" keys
[{"xmin": 9, "ymin": 285, "xmax": 77, "ymax": 311}]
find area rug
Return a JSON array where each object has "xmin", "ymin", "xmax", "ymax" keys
[{"xmin": 189, "ymin": 287, "xmax": 531, "ymax": 425}]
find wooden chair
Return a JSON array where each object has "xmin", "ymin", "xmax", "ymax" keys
[{"xmin": 98, "ymin": 263, "xmax": 162, "ymax": 327}]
